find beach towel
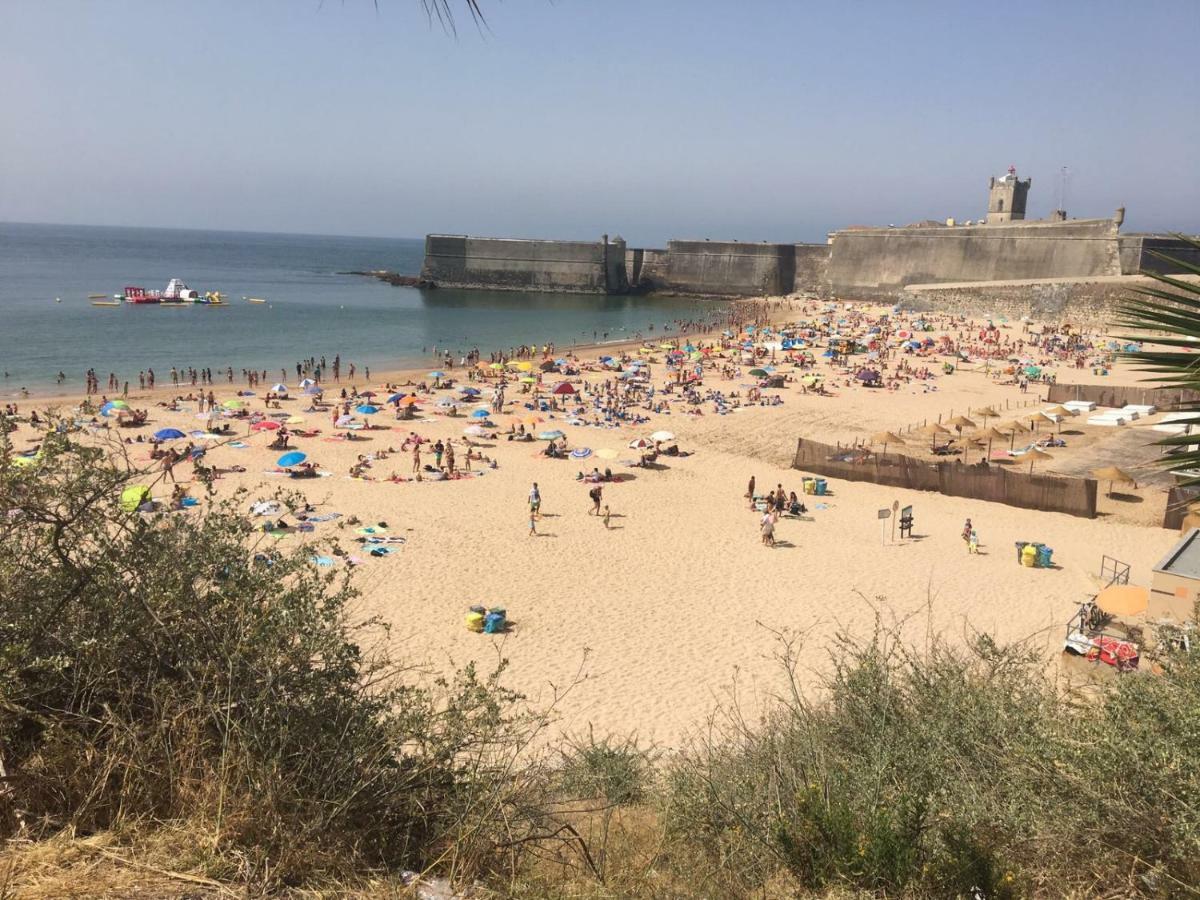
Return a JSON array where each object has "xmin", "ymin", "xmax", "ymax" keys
[
  {"xmin": 365, "ymin": 536, "xmax": 406, "ymax": 544},
  {"xmin": 305, "ymin": 513, "xmax": 342, "ymax": 523},
  {"xmin": 311, "ymin": 555, "xmax": 334, "ymax": 567},
  {"xmin": 356, "ymin": 526, "xmax": 388, "ymax": 535},
  {"xmin": 229, "ymin": 441, "xmax": 249, "ymax": 449}
]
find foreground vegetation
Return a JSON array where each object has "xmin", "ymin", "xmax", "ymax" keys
[{"xmin": 2, "ymin": 432, "xmax": 1198, "ymax": 898}]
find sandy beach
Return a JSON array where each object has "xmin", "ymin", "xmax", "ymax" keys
[{"xmin": 4, "ymin": 298, "xmax": 1181, "ymax": 747}]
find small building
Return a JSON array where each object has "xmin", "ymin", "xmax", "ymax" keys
[{"xmin": 1150, "ymin": 528, "xmax": 1200, "ymax": 622}]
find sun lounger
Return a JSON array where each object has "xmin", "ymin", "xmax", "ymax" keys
[
  {"xmin": 1087, "ymin": 414, "xmax": 1127, "ymax": 427},
  {"xmin": 1123, "ymin": 404, "xmax": 1156, "ymax": 416},
  {"xmin": 1062, "ymin": 400, "xmax": 1096, "ymax": 413}
]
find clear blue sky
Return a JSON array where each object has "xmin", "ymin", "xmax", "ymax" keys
[{"xmin": 1, "ymin": 0, "xmax": 1197, "ymax": 245}]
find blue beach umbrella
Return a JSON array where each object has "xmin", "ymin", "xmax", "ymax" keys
[
  {"xmin": 304, "ymin": 385, "xmax": 323, "ymax": 395},
  {"xmin": 356, "ymin": 404, "xmax": 379, "ymax": 415},
  {"xmin": 277, "ymin": 451, "xmax": 307, "ymax": 467},
  {"xmin": 538, "ymin": 429, "xmax": 565, "ymax": 441},
  {"xmin": 470, "ymin": 408, "xmax": 491, "ymax": 419},
  {"xmin": 460, "ymin": 387, "xmax": 481, "ymax": 396},
  {"xmin": 386, "ymin": 393, "xmax": 404, "ymax": 403},
  {"xmin": 153, "ymin": 428, "xmax": 186, "ymax": 441},
  {"xmin": 428, "ymin": 370, "xmax": 445, "ymax": 378}
]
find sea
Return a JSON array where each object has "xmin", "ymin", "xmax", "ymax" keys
[{"xmin": 0, "ymin": 222, "xmax": 719, "ymax": 396}]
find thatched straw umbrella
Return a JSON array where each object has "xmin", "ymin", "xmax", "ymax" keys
[
  {"xmin": 974, "ymin": 406, "xmax": 999, "ymax": 428},
  {"xmin": 945, "ymin": 414, "xmax": 976, "ymax": 436},
  {"xmin": 975, "ymin": 427, "xmax": 1007, "ymax": 461},
  {"xmin": 1045, "ymin": 405, "xmax": 1074, "ymax": 433},
  {"xmin": 1028, "ymin": 411, "xmax": 1056, "ymax": 432},
  {"xmin": 1091, "ymin": 465, "xmax": 1136, "ymax": 498},
  {"xmin": 871, "ymin": 430, "xmax": 906, "ymax": 459},
  {"xmin": 1025, "ymin": 447, "xmax": 1052, "ymax": 474},
  {"xmin": 916, "ymin": 422, "xmax": 950, "ymax": 450},
  {"xmin": 998, "ymin": 419, "xmax": 1030, "ymax": 449}
]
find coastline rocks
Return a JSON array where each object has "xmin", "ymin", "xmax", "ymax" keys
[{"xmin": 341, "ymin": 270, "xmax": 437, "ymax": 288}]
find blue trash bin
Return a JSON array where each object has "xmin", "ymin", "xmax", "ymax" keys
[
  {"xmin": 1037, "ymin": 546, "xmax": 1053, "ymax": 568},
  {"xmin": 484, "ymin": 609, "xmax": 507, "ymax": 634},
  {"xmin": 815, "ymin": 478, "xmax": 828, "ymax": 496}
]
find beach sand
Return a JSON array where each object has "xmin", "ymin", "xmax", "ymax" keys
[{"xmin": 7, "ymin": 300, "xmax": 1181, "ymax": 747}]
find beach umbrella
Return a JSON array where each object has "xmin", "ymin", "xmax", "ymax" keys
[
  {"xmin": 519, "ymin": 376, "xmax": 538, "ymax": 384},
  {"xmin": 298, "ymin": 378, "xmax": 315, "ymax": 388},
  {"xmin": 251, "ymin": 421, "xmax": 280, "ymax": 431},
  {"xmin": 514, "ymin": 361, "xmax": 533, "ymax": 372},
  {"xmin": 998, "ymin": 420, "xmax": 1030, "ymax": 449},
  {"xmin": 488, "ymin": 362, "xmax": 505, "ymax": 370},
  {"xmin": 552, "ymin": 382, "xmax": 577, "ymax": 395},
  {"xmin": 974, "ymin": 406, "xmax": 999, "ymax": 427},
  {"xmin": 748, "ymin": 368, "xmax": 769, "ymax": 377},
  {"xmin": 119, "ymin": 485, "xmax": 151, "ymax": 512},
  {"xmin": 360, "ymin": 390, "xmax": 378, "ymax": 398},
  {"xmin": 915, "ymin": 422, "xmax": 949, "ymax": 450},
  {"xmin": 460, "ymin": 387, "xmax": 481, "ymax": 396},
  {"xmin": 973, "ymin": 426, "xmax": 1007, "ymax": 460},
  {"xmin": 464, "ymin": 424, "xmax": 488, "ymax": 437},
  {"xmin": 570, "ymin": 448, "xmax": 592, "ymax": 459},
  {"xmin": 356, "ymin": 404, "xmax": 379, "ymax": 415},
  {"xmin": 871, "ymin": 430, "xmax": 906, "ymax": 458},
  {"xmin": 1096, "ymin": 584, "xmax": 1148, "ymax": 618},
  {"xmin": 596, "ymin": 448, "xmax": 618, "ymax": 460},
  {"xmin": 222, "ymin": 399, "xmax": 244, "ymax": 410},
  {"xmin": 1028, "ymin": 411, "xmax": 1056, "ymax": 431},
  {"xmin": 399, "ymin": 395, "xmax": 420, "ymax": 406},
  {"xmin": 470, "ymin": 408, "xmax": 491, "ymax": 419},
  {"xmin": 629, "ymin": 437, "xmax": 654, "ymax": 449},
  {"xmin": 153, "ymin": 428, "xmax": 186, "ymax": 441},
  {"xmin": 538, "ymin": 429, "xmax": 565, "ymax": 441},
  {"xmin": 1025, "ymin": 447, "xmax": 1052, "ymax": 474},
  {"xmin": 335, "ymin": 414, "xmax": 355, "ymax": 427},
  {"xmin": 946, "ymin": 415, "xmax": 976, "ymax": 431},
  {"xmin": 428, "ymin": 370, "xmax": 445, "ymax": 379},
  {"xmin": 650, "ymin": 430, "xmax": 675, "ymax": 442},
  {"xmin": 1091, "ymin": 465, "xmax": 1136, "ymax": 497},
  {"xmin": 271, "ymin": 383, "xmax": 288, "ymax": 393},
  {"xmin": 100, "ymin": 400, "xmax": 129, "ymax": 416},
  {"xmin": 277, "ymin": 451, "xmax": 307, "ymax": 467},
  {"xmin": 304, "ymin": 385, "xmax": 324, "ymax": 395}
]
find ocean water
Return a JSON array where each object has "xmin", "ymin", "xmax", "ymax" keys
[{"xmin": 0, "ymin": 223, "xmax": 718, "ymax": 396}]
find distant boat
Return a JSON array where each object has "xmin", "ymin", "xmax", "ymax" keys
[
  {"xmin": 244, "ymin": 296, "xmax": 268, "ymax": 304},
  {"xmin": 87, "ymin": 293, "xmax": 107, "ymax": 299},
  {"xmin": 197, "ymin": 291, "xmax": 227, "ymax": 305},
  {"xmin": 91, "ymin": 300, "xmax": 122, "ymax": 307}
]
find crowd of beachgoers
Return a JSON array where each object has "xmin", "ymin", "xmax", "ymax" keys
[{"xmin": 2, "ymin": 295, "xmax": 1178, "ymax": 743}]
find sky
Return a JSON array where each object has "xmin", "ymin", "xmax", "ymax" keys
[{"xmin": 1, "ymin": 0, "xmax": 1198, "ymax": 246}]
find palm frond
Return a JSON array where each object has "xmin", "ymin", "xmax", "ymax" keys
[{"xmin": 1117, "ymin": 235, "xmax": 1200, "ymax": 476}]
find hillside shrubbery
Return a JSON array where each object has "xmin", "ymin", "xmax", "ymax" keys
[{"xmin": 2, "ymin": 431, "xmax": 1198, "ymax": 897}]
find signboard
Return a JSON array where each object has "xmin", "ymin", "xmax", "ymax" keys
[{"xmin": 877, "ymin": 508, "xmax": 891, "ymax": 519}]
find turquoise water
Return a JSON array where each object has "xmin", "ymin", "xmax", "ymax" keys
[{"xmin": 0, "ymin": 223, "xmax": 719, "ymax": 396}]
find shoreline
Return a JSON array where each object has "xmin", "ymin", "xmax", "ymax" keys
[{"xmin": 9, "ymin": 295, "xmax": 806, "ymax": 408}]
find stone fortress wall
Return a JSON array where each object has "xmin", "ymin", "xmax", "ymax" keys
[
  {"xmin": 419, "ymin": 169, "xmax": 1196, "ymax": 313},
  {"xmin": 421, "ymin": 234, "xmax": 627, "ymax": 294}
]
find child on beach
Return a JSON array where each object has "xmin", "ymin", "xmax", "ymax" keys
[{"xmin": 602, "ymin": 505, "xmax": 611, "ymax": 529}]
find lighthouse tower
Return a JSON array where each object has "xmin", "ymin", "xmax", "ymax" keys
[{"xmin": 987, "ymin": 165, "xmax": 1031, "ymax": 224}]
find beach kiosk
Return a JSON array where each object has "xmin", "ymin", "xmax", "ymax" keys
[{"xmin": 1150, "ymin": 528, "xmax": 1200, "ymax": 623}]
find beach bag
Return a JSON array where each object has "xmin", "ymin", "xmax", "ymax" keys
[{"xmin": 484, "ymin": 608, "xmax": 506, "ymax": 634}]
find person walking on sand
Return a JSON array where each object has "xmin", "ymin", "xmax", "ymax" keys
[
  {"xmin": 529, "ymin": 482, "xmax": 542, "ymax": 519},
  {"xmin": 961, "ymin": 518, "xmax": 973, "ymax": 545},
  {"xmin": 529, "ymin": 507, "xmax": 537, "ymax": 536},
  {"xmin": 589, "ymin": 484, "xmax": 603, "ymax": 516},
  {"xmin": 603, "ymin": 504, "xmax": 611, "ymax": 529},
  {"xmin": 746, "ymin": 475, "xmax": 756, "ymax": 509},
  {"xmin": 760, "ymin": 510, "xmax": 775, "ymax": 546}
]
